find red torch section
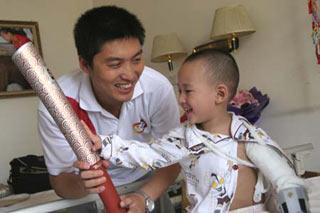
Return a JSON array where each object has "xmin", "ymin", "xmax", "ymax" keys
[{"xmin": 92, "ymin": 162, "xmax": 126, "ymax": 213}]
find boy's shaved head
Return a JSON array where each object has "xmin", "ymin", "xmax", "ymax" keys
[{"xmin": 183, "ymin": 49, "xmax": 239, "ymax": 100}]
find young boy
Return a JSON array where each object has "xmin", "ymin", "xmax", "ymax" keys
[{"xmin": 85, "ymin": 49, "xmax": 308, "ymax": 212}]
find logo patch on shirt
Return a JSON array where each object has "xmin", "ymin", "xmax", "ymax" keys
[{"xmin": 133, "ymin": 119, "xmax": 147, "ymax": 133}]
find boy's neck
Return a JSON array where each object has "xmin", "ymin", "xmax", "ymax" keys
[{"xmin": 197, "ymin": 111, "xmax": 232, "ymax": 136}]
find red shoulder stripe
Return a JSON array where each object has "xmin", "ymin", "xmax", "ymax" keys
[{"xmin": 67, "ymin": 97, "xmax": 96, "ymax": 134}]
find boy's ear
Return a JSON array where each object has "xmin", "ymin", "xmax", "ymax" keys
[
  {"xmin": 79, "ymin": 57, "xmax": 91, "ymax": 74},
  {"xmin": 215, "ymin": 84, "xmax": 229, "ymax": 104}
]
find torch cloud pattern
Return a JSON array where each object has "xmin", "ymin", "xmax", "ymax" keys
[{"xmin": 12, "ymin": 42, "xmax": 100, "ymax": 165}]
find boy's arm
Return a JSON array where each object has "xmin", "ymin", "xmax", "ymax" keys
[
  {"xmin": 240, "ymin": 120, "xmax": 305, "ymax": 189},
  {"xmin": 82, "ymin": 121, "xmax": 188, "ymax": 170},
  {"xmin": 246, "ymin": 142, "xmax": 308, "ymax": 212},
  {"xmin": 246, "ymin": 142, "xmax": 305, "ymax": 190},
  {"xmin": 101, "ymin": 131, "xmax": 188, "ymax": 170}
]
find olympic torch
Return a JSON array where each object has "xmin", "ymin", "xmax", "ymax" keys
[{"xmin": 12, "ymin": 42, "xmax": 125, "ymax": 213}]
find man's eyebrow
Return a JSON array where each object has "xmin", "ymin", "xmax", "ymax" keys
[
  {"xmin": 104, "ymin": 49, "xmax": 143, "ymax": 62},
  {"xmin": 133, "ymin": 49, "xmax": 143, "ymax": 57},
  {"xmin": 104, "ymin": 57, "xmax": 122, "ymax": 62}
]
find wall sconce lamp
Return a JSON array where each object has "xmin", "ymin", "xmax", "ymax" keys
[
  {"xmin": 151, "ymin": 33, "xmax": 187, "ymax": 71},
  {"xmin": 210, "ymin": 5, "xmax": 255, "ymax": 51},
  {"xmin": 194, "ymin": 5, "xmax": 255, "ymax": 53}
]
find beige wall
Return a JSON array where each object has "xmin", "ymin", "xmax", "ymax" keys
[
  {"xmin": 95, "ymin": 0, "xmax": 320, "ymax": 172},
  {"xmin": 0, "ymin": 0, "xmax": 319, "ymax": 183},
  {"xmin": 0, "ymin": 0, "xmax": 92, "ymax": 183}
]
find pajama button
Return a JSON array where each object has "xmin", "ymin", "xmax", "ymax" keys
[{"xmin": 232, "ymin": 164, "xmax": 239, "ymax": 170}]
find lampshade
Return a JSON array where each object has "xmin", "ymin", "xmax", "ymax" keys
[
  {"xmin": 151, "ymin": 33, "xmax": 187, "ymax": 63},
  {"xmin": 210, "ymin": 5, "xmax": 255, "ymax": 41}
]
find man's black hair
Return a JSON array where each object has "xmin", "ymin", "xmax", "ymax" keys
[
  {"xmin": 184, "ymin": 49, "xmax": 239, "ymax": 100},
  {"xmin": 74, "ymin": 5, "xmax": 145, "ymax": 66}
]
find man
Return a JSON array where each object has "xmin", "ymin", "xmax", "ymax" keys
[{"xmin": 38, "ymin": 6, "xmax": 180, "ymax": 212}]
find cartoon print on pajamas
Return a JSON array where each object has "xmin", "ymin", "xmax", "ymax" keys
[
  {"xmin": 188, "ymin": 155, "xmax": 200, "ymax": 169},
  {"xmin": 210, "ymin": 173, "xmax": 231, "ymax": 213},
  {"xmin": 188, "ymin": 147, "xmax": 205, "ymax": 169},
  {"xmin": 188, "ymin": 193, "xmax": 198, "ymax": 210},
  {"xmin": 113, "ymin": 146, "xmax": 129, "ymax": 166},
  {"xmin": 167, "ymin": 137, "xmax": 181, "ymax": 143},
  {"xmin": 114, "ymin": 158, "xmax": 123, "ymax": 166},
  {"xmin": 167, "ymin": 137, "xmax": 185, "ymax": 150},
  {"xmin": 242, "ymin": 129, "xmax": 254, "ymax": 140}
]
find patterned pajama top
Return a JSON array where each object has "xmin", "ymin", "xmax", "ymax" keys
[{"xmin": 100, "ymin": 114, "xmax": 282, "ymax": 212}]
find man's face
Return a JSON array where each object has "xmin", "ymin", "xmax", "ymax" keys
[{"xmin": 85, "ymin": 38, "xmax": 145, "ymax": 112}]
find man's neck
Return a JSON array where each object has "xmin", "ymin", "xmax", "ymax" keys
[
  {"xmin": 101, "ymin": 100, "xmax": 122, "ymax": 118},
  {"xmin": 94, "ymin": 93, "xmax": 123, "ymax": 118},
  {"xmin": 90, "ymin": 82, "xmax": 123, "ymax": 118}
]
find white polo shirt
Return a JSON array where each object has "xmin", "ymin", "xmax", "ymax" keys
[{"xmin": 38, "ymin": 66, "xmax": 180, "ymax": 186}]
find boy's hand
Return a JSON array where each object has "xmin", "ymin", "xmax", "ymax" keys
[{"xmin": 80, "ymin": 120, "xmax": 102, "ymax": 152}]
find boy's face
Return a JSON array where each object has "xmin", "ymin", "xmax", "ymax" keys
[
  {"xmin": 178, "ymin": 60, "xmax": 218, "ymax": 124},
  {"xmin": 82, "ymin": 38, "xmax": 144, "ymax": 111}
]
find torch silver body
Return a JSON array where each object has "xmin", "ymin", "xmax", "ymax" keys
[{"xmin": 12, "ymin": 42, "xmax": 100, "ymax": 165}]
